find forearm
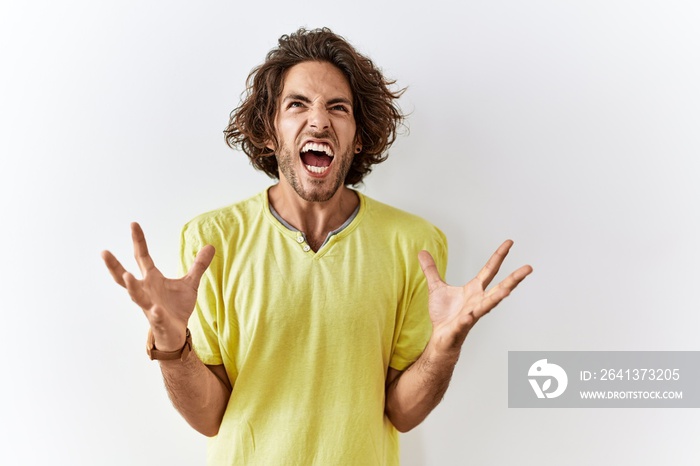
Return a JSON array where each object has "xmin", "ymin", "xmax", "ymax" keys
[
  {"xmin": 385, "ymin": 341, "xmax": 460, "ymax": 432},
  {"xmin": 159, "ymin": 353, "xmax": 231, "ymax": 437}
]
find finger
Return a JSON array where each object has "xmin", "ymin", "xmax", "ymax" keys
[
  {"xmin": 475, "ymin": 240, "xmax": 514, "ymax": 288},
  {"xmin": 184, "ymin": 245, "xmax": 216, "ymax": 286},
  {"xmin": 474, "ymin": 289, "xmax": 509, "ymax": 320},
  {"xmin": 131, "ymin": 222, "xmax": 156, "ymax": 276},
  {"xmin": 447, "ymin": 311, "xmax": 480, "ymax": 348},
  {"xmin": 123, "ymin": 271, "xmax": 154, "ymax": 310},
  {"xmin": 476, "ymin": 264, "xmax": 533, "ymax": 319},
  {"xmin": 457, "ymin": 310, "xmax": 477, "ymax": 330},
  {"xmin": 418, "ymin": 250, "xmax": 445, "ymax": 291},
  {"xmin": 493, "ymin": 264, "xmax": 533, "ymax": 294},
  {"xmin": 101, "ymin": 250, "xmax": 128, "ymax": 288}
]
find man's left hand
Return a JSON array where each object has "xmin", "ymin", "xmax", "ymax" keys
[{"xmin": 418, "ymin": 240, "xmax": 533, "ymax": 356}]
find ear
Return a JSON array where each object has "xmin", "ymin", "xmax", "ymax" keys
[{"xmin": 354, "ymin": 136, "xmax": 362, "ymax": 154}]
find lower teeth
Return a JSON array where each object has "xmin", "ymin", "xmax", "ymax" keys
[{"xmin": 306, "ymin": 165, "xmax": 327, "ymax": 174}]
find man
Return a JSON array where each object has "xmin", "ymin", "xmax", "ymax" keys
[{"xmin": 102, "ymin": 27, "xmax": 532, "ymax": 465}]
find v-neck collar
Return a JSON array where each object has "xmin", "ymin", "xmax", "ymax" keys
[{"xmin": 261, "ymin": 188, "xmax": 366, "ymax": 257}]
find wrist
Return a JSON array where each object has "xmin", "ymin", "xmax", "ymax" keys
[
  {"xmin": 147, "ymin": 328, "xmax": 192, "ymax": 361},
  {"xmin": 424, "ymin": 338, "xmax": 461, "ymax": 367},
  {"xmin": 149, "ymin": 323, "xmax": 189, "ymax": 352}
]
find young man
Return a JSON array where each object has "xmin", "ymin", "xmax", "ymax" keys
[{"xmin": 102, "ymin": 28, "xmax": 532, "ymax": 465}]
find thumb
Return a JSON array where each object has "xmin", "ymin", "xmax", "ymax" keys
[
  {"xmin": 185, "ymin": 245, "xmax": 216, "ymax": 285},
  {"xmin": 418, "ymin": 250, "xmax": 444, "ymax": 291}
]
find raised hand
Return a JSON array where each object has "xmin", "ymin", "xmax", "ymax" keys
[
  {"xmin": 101, "ymin": 222, "xmax": 215, "ymax": 352},
  {"xmin": 418, "ymin": 240, "xmax": 533, "ymax": 355}
]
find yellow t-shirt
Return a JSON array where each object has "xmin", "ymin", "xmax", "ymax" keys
[{"xmin": 180, "ymin": 189, "xmax": 447, "ymax": 465}]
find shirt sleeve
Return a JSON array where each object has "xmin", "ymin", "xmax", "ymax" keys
[
  {"xmin": 389, "ymin": 227, "xmax": 448, "ymax": 371},
  {"xmin": 180, "ymin": 220, "xmax": 224, "ymax": 366}
]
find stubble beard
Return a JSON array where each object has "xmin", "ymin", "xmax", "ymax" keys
[{"xmin": 275, "ymin": 138, "xmax": 354, "ymax": 203}]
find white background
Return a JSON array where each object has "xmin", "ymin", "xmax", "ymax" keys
[{"xmin": 2, "ymin": 0, "xmax": 699, "ymax": 465}]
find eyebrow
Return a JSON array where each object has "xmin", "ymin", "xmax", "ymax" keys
[
  {"xmin": 328, "ymin": 97, "xmax": 353, "ymax": 107},
  {"xmin": 282, "ymin": 94, "xmax": 353, "ymax": 107}
]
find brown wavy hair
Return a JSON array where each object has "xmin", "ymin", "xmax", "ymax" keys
[{"xmin": 224, "ymin": 27, "xmax": 406, "ymax": 186}]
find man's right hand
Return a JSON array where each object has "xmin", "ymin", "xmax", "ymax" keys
[{"xmin": 101, "ymin": 222, "xmax": 215, "ymax": 352}]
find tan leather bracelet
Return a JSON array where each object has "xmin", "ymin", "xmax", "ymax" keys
[{"xmin": 146, "ymin": 328, "xmax": 192, "ymax": 361}]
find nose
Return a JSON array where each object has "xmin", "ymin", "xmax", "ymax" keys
[{"xmin": 308, "ymin": 105, "xmax": 330, "ymax": 131}]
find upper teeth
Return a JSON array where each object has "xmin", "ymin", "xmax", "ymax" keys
[{"xmin": 301, "ymin": 142, "xmax": 334, "ymax": 156}]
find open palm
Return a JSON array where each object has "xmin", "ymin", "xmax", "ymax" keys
[
  {"xmin": 102, "ymin": 222, "xmax": 214, "ymax": 352},
  {"xmin": 419, "ymin": 240, "xmax": 532, "ymax": 354}
]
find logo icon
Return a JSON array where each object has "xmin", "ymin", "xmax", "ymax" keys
[{"xmin": 528, "ymin": 359, "xmax": 568, "ymax": 399}]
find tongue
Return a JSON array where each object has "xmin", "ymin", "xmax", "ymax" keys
[{"xmin": 301, "ymin": 151, "xmax": 332, "ymax": 167}]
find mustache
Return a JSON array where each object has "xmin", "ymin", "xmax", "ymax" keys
[{"xmin": 298, "ymin": 131, "xmax": 338, "ymax": 145}]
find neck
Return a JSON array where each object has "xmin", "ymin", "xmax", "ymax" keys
[{"xmin": 268, "ymin": 184, "xmax": 359, "ymax": 250}]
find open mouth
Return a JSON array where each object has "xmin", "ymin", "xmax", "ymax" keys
[{"xmin": 300, "ymin": 141, "xmax": 334, "ymax": 175}]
